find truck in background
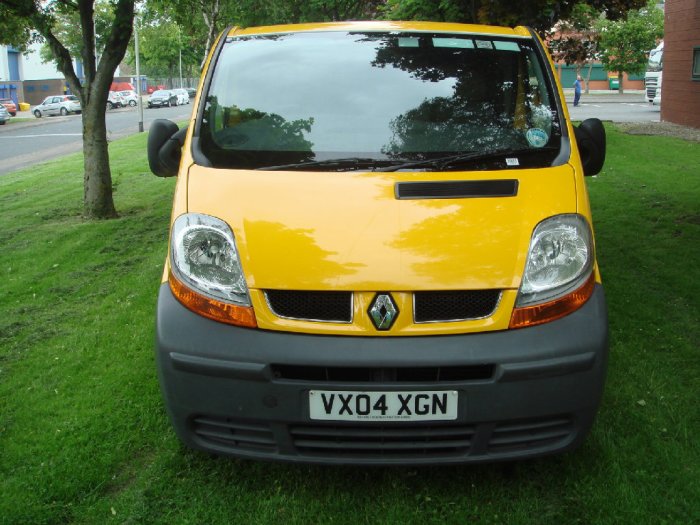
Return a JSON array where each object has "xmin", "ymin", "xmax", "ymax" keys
[{"xmin": 645, "ymin": 41, "xmax": 663, "ymax": 103}]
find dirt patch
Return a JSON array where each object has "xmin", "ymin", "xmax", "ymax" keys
[{"xmin": 616, "ymin": 122, "xmax": 700, "ymax": 142}]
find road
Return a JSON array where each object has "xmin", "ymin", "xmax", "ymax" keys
[
  {"xmin": 566, "ymin": 98, "xmax": 660, "ymax": 123},
  {"xmin": 0, "ymin": 94, "xmax": 659, "ymax": 175},
  {"xmin": 0, "ymin": 103, "xmax": 193, "ymax": 175}
]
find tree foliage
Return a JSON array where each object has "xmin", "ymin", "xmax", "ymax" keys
[
  {"xmin": 2, "ymin": 0, "xmax": 135, "ymax": 219},
  {"xmin": 382, "ymin": 0, "xmax": 648, "ymax": 33},
  {"xmin": 596, "ymin": 0, "xmax": 663, "ymax": 93},
  {"xmin": 0, "ymin": 4, "xmax": 39, "ymax": 52}
]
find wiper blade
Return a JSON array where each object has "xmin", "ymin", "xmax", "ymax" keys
[
  {"xmin": 257, "ymin": 157, "xmax": 391, "ymax": 171},
  {"xmin": 375, "ymin": 147, "xmax": 560, "ymax": 172}
]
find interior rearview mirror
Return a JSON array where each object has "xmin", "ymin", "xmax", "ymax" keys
[
  {"xmin": 148, "ymin": 119, "xmax": 186, "ymax": 177},
  {"xmin": 574, "ymin": 118, "xmax": 606, "ymax": 176}
]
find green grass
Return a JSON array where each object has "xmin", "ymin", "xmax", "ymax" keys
[
  {"xmin": 6, "ymin": 117, "xmax": 34, "ymax": 124},
  {"xmin": 0, "ymin": 128, "xmax": 698, "ymax": 525}
]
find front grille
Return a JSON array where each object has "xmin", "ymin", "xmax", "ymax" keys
[
  {"xmin": 488, "ymin": 416, "xmax": 573, "ymax": 453},
  {"xmin": 264, "ymin": 289, "xmax": 501, "ymax": 324},
  {"xmin": 191, "ymin": 416, "xmax": 277, "ymax": 453},
  {"xmin": 414, "ymin": 290, "xmax": 500, "ymax": 322},
  {"xmin": 265, "ymin": 290, "xmax": 352, "ymax": 322},
  {"xmin": 271, "ymin": 364, "xmax": 494, "ymax": 382},
  {"xmin": 290, "ymin": 424, "xmax": 474, "ymax": 457}
]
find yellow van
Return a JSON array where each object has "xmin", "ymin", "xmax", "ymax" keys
[{"xmin": 148, "ymin": 21, "xmax": 608, "ymax": 465}]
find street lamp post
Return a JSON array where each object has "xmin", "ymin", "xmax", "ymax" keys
[
  {"xmin": 134, "ymin": 17, "xmax": 144, "ymax": 133},
  {"xmin": 178, "ymin": 25, "xmax": 183, "ymax": 89}
]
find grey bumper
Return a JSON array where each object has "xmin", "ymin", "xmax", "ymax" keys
[{"xmin": 155, "ymin": 283, "xmax": 609, "ymax": 465}]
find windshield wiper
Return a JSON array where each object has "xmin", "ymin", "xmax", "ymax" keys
[
  {"xmin": 375, "ymin": 146, "xmax": 560, "ymax": 172},
  {"xmin": 256, "ymin": 157, "xmax": 393, "ymax": 171}
]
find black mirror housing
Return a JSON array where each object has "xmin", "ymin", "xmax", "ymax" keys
[
  {"xmin": 148, "ymin": 119, "xmax": 186, "ymax": 177},
  {"xmin": 574, "ymin": 118, "xmax": 606, "ymax": 176}
]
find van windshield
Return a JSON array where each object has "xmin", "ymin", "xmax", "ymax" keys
[{"xmin": 199, "ymin": 31, "xmax": 563, "ymax": 170}]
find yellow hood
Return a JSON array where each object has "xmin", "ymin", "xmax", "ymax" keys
[{"xmin": 186, "ymin": 165, "xmax": 577, "ymax": 292}]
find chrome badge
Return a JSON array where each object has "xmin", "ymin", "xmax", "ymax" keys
[{"xmin": 368, "ymin": 293, "xmax": 399, "ymax": 331}]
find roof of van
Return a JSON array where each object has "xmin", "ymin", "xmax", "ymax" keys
[{"xmin": 229, "ymin": 21, "xmax": 532, "ymax": 38}]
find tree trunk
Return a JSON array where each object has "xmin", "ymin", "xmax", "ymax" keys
[
  {"xmin": 585, "ymin": 62, "xmax": 593, "ymax": 94},
  {"xmin": 618, "ymin": 71, "xmax": 624, "ymax": 94},
  {"xmin": 82, "ymin": 95, "xmax": 117, "ymax": 218}
]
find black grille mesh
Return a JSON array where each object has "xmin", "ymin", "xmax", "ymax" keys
[
  {"xmin": 266, "ymin": 290, "xmax": 352, "ymax": 322},
  {"xmin": 414, "ymin": 290, "xmax": 500, "ymax": 323},
  {"xmin": 265, "ymin": 290, "xmax": 501, "ymax": 323}
]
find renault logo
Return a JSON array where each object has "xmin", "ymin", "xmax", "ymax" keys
[{"xmin": 368, "ymin": 293, "xmax": 399, "ymax": 331}]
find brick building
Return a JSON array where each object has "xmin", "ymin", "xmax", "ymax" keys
[{"xmin": 661, "ymin": 0, "xmax": 700, "ymax": 128}]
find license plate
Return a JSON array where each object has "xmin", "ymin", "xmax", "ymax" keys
[{"xmin": 309, "ymin": 390, "xmax": 458, "ymax": 422}]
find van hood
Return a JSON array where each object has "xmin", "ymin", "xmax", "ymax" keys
[{"xmin": 186, "ymin": 165, "xmax": 577, "ymax": 291}]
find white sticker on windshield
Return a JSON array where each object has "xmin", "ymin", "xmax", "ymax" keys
[
  {"xmin": 475, "ymin": 40, "xmax": 494, "ymax": 49},
  {"xmin": 526, "ymin": 128, "xmax": 549, "ymax": 148},
  {"xmin": 506, "ymin": 158, "xmax": 520, "ymax": 166}
]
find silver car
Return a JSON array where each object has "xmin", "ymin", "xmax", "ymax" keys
[
  {"xmin": 0, "ymin": 105, "xmax": 9, "ymax": 125},
  {"xmin": 33, "ymin": 95, "xmax": 81, "ymax": 117}
]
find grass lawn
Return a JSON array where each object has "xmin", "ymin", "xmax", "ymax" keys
[
  {"xmin": 0, "ymin": 127, "xmax": 698, "ymax": 524},
  {"xmin": 6, "ymin": 117, "xmax": 35, "ymax": 124}
]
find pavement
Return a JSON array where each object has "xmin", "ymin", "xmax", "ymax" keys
[{"xmin": 561, "ymin": 89, "xmax": 646, "ymax": 104}]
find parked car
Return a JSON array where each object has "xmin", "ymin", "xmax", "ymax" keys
[
  {"xmin": 148, "ymin": 21, "xmax": 609, "ymax": 465},
  {"xmin": 173, "ymin": 88, "xmax": 189, "ymax": 105},
  {"xmin": 119, "ymin": 90, "xmax": 139, "ymax": 107},
  {"xmin": 107, "ymin": 91, "xmax": 126, "ymax": 109},
  {"xmin": 185, "ymin": 87, "xmax": 197, "ymax": 99},
  {"xmin": 0, "ymin": 105, "xmax": 9, "ymax": 125},
  {"xmin": 148, "ymin": 90, "xmax": 177, "ymax": 108},
  {"xmin": 0, "ymin": 98, "xmax": 17, "ymax": 116},
  {"xmin": 33, "ymin": 95, "xmax": 81, "ymax": 117}
]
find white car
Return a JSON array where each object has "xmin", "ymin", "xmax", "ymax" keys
[
  {"xmin": 119, "ymin": 90, "xmax": 139, "ymax": 107},
  {"xmin": 173, "ymin": 88, "xmax": 189, "ymax": 105},
  {"xmin": 33, "ymin": 95, "xmax": 81, "ymax": 117},
  {"xmin": 107, "ymin": 91, "xmax": 126, "ymax": 109}
]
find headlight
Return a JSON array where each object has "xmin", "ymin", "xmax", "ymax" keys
[
  {"xmin": 517, "ymin": 214, "xmax": 593, "ymax": 306},
  {"xmin": 510, "ymin": 214, "xmax": 596, "ymax": 329},
  {"xmin": 169, "ymin": 213, "xmax": 256, "ymax": 327}
]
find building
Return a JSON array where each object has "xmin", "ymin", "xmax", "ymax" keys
[
  {"xmin": 661, "ymin": 0, "xmax": 700, "ymax": 127},
  {"xmin": 0, "ymin": 42, "xmax": 121, "ymax": 106},
  {"xmin": 0, "ymin": 42, "xmax": 81, "ymax": 105}
]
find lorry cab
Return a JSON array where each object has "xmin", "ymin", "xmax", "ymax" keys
[{"xmin": 149, "ymin": 21, "xmax": 608, "ymax": 465}]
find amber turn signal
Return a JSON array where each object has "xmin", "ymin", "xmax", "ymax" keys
[
  {"xmin": 509, "ymin": 273, "xmax": 596, "ymax": 329},
  {"xmin": 169, "ymin": 272, "xmax": 257, "ymax": 328}
]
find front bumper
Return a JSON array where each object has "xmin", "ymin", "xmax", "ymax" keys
[{"xmin": 156, "ymin": 283, "xmax": 609, "ymax": 465}]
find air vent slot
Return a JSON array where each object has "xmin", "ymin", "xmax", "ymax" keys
[
  {"xmin": 489, "ymin": 416, "xmax": 573, "ymax": 453},
  {"xmin": 290, "ymin": 424, "xmax": 474, "ymax": 458},
  {"xmin": 192, "ymin": 416, "xmax": 277, "ymax": 452},
  {"xmin": 271, "ymin": 364, "xmax": 494, "ymax": 383},
  {"xmin": 396, "ymin": 180, "xmax": 518, "ymax": 199}
]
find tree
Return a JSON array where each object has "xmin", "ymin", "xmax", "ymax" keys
[
  {"xmin": 548, "ymin": 3, "xmax": 601, "ymax": 94},
  {"xmin": 3, "ymin": 0, "xmax": 134, "ymax": 219},
  {"xmin": 148, "ymin": 0, "xmax": 237, "ymax": 64},
  {"xmin": 382, "ymin": 0, "xmax": 647, "ymax": 34},
  {"xmin": 596, "ymin": 1, "xmax": 663, "ymax": 93}
]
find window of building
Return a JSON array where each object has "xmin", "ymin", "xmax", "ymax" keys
[{"xmin": 693, "ymin": 47, "xmax": 700, "ymax": 81}]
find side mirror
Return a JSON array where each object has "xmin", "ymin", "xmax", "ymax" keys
[
  {"xmin": 574, "ymin": 118, "xmax": 606, "ymax": 176},
  {"xmin": 148, "ymin": 119, "xmax": 187, "ymax": 177}
]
